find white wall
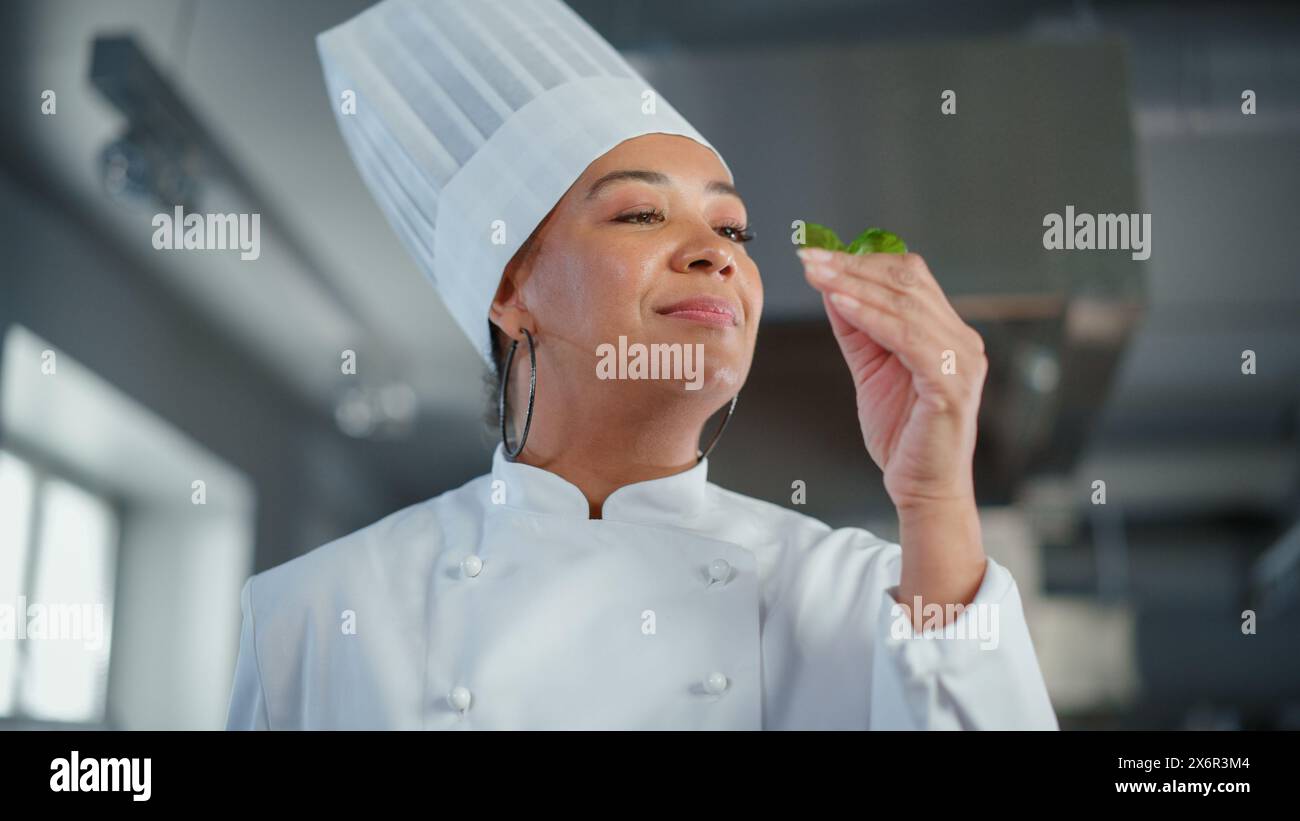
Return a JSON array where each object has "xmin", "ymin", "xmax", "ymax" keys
[{"xmin": 111, "ymin": 509, "xmax": 253, "ymax": 729}]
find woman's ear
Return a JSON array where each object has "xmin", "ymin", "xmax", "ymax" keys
[
  {"xmin": 491, "ymin": 223, "xmax": 546, "ymax": 341},
  {"xmin": 489, "ymin": 268, "xmax": 532, "ymax": 341}
]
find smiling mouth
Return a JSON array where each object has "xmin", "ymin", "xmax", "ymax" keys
[{"xmin": 655, "ymin": 297, "xmax": 739, "ymax": 328}]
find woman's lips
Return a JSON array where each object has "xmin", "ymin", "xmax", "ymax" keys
[{"xmin": 655, "ymin": 296, "xmax": 739, "ymax": 328}]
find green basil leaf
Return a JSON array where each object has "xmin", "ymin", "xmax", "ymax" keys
[
  {"xmin": 847, "ymin": 227, "xmax": 908, "ymax": 255},
  {"xmin": 801, "ymin": 221, "xmax": 845, "ymax": 251}
]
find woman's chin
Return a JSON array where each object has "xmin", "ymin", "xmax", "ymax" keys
[
  {"xmin": 655, "ymin": 360, "xmax": 746, "ymax": 398},
  {"xmin": 593, "ymin": 332, "xmax": 748, "ymax": 393}
]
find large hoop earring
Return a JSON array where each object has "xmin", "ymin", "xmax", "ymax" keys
[
  {"xmin": 499, "ymin": 328, "xmax": 536, "ymax": 461},
  {"xmin": 697, "ymin": 394, "xmax": 738, "ymax": 464}
]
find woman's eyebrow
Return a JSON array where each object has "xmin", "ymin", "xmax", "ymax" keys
[{"xmin": 584, "ymin": 169, "xmax": 742, "ymax": 201}]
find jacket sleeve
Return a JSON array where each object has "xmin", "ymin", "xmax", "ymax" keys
[
  {"xmin": 869, "ymin": 556, "xmax": 1058, "ymax": 730},
  {"xmin": 225, "ymin": 575, "xmax": 271, "ymax": 730}
]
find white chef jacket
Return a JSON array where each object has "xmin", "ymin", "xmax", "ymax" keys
[{"xmin": 225, "ymin": 444, "xmax": 1058, "ymax": 730}]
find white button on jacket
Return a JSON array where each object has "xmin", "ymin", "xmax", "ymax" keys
[{"xmin": 225, "ymin": 444, "xmax": 1059, "ymax": 730}]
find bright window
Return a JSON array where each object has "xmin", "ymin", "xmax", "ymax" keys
[
  {"xmin": 0, "ymin": 449, "xmax": 118, "ymax": 723},
  {"xmin": 0, "ymin": 452, "xmax": 35, "ymax": 715}
]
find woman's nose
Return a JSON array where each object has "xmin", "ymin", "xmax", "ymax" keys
[{"xmin": 677, "ymin": 241, "xmax": 736, "ymax": 278}]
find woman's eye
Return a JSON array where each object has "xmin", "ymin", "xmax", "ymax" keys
[
  {"xmin": 718, "ymin": 223, "xmax": 755, "ymax": 244},
  {"xmin": 616, "ymin": 209, "xmax": 664, "ymax": 225},
  {"xmin": 616, "ymin": 210, "xmax": 754, "ymax": 244}
]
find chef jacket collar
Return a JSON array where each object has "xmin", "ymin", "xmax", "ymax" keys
[{"xmin": 489, "ymin": 443, "xmax": 710, "ymax": 525}]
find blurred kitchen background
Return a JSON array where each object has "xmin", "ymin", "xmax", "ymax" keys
[{"xmin": 0, "ymin": 0, "xmax": 1297, "ymax": 730}]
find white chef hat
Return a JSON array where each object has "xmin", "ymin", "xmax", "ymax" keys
[{"xmin": 317, "ymin": 0, "xmax": 731, "ymax": 367}]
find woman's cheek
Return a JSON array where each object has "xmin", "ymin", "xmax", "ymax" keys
[
  {"xmin": 562, "ymin": 256, "xmax": 637, "ymax": 349},
  {"xmin": 534, "ymin": 243, "xmax": 593, "ymax": 321},
  {"xmin": 604, "ymin": 248, "xmax": 657, "ymax": 329}
]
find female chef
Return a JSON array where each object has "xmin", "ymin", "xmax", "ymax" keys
[{"xmin": 225, "ymin": 0, "xmax": 1058, "ymax": 730}]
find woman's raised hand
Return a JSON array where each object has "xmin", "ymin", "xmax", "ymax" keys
[{"xmin": 798, "ymin": 247, "xmax": 987, "ymax": 513}]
